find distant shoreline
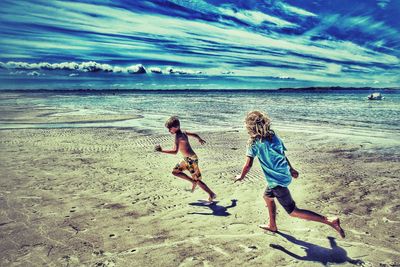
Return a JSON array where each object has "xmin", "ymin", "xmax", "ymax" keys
[{"xmin": 0, "ymin": 86, "xmax": 399, "ymax": 94}]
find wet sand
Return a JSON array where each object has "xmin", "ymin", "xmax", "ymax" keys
[{"xmin": 0, "ymin": 108, "xmax": 399, "ymax": 266}]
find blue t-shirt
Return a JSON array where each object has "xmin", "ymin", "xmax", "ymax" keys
[{"xmin": 246, "ymin": 134, "xmax": 292, "ymax": 188}]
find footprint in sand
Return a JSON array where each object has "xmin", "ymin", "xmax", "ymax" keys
[
  {"xmin": 94, "ymin": 259, "xmax": 116, "ymax": 267},
  {"xmin": 178, "ymin": 256, "xmax": 205, "ymax": 267},
  {"xmin": 92, "ymin": 250, "xmax": 104, "ymax": 256},
  {"xmin": 239, "ymin": 244, "xmax": 258, "ymax": 253},
  {"xmin": 209, "ymin": 245, "xmax": 230, "ymax": 257}
]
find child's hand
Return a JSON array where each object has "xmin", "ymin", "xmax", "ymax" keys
[
  {"xmin": 154, "ymin": 144, "xmax": 162, "ymax": 152},
  {"xmin": 234, "ymin": 174, "xmax": 244, "ymax": 183},
  {"xmin": 290, "ymin": 168, "xmax": 299, "ymax": 178},
  {"xmin": 199, "ymin": 138, "xmax": 206, "ymax": 145}
]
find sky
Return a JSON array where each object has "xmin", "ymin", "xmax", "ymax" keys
[{"xmin": 0, "ymin": 0, "xmax": 399, "ymax": 89}]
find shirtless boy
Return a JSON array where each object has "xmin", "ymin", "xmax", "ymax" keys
[{"xmin": 156, "ymin": 116, "xmax": 216, "ymax": 202}]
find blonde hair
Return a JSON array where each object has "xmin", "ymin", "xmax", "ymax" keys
[
  {"xmin": 165, "ymin": 116, "xmax": 180, "ymax": 128},
  {"xmin": 245, "ymin": 111, "xmax": 274, "ymax": 144}
]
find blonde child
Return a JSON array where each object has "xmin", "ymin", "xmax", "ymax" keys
[
  {"xmin": 234, "ymin": 111, "xmax": 345, "ymax": 238},
  {"xmin": 156, "ymin": 116, "xmax": 216, "ymax": 202}
]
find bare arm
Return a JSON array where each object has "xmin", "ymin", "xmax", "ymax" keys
[
  {"xmin": 234, "ymin": 156, "xmax": 254, "ymax": 182},
  {"xmin": 155, "ymin": 138, "xmax": 179, "ymax": 154},
  {"xmin": 185, "ymin": 131, "xmax": 206, "ymax": 145}
]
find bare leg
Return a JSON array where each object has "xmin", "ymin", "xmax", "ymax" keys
[
  {"xmin": 290, "ymin": 207, "xmax": 345, "ymax": 238},
  {"xmin": 191, "ymin": 181, "xmax": 198, "ymax": 192},
  {"xmin": 172, "ymin": 170, "xmax": 197, "ymax": 189},
  {"xmin": 190, "ymin": 172, "xmax": 201, "ymax": 192},
  {"xmin": 190, "ymin": 173, "xmax": 199, "ymax": 192},
  {"xmin": 172, "ymin": 171, "xmax": 216, "ymax": 201},
  {"xmin": 196, "ymin": 180, "xmax": 216, "ymax": 202},
  {"xmin": 259, "ymin": 196, "xmax": 278, "ymax": 232}
]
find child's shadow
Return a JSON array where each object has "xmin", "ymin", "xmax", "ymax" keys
[
  {"xmin": 270, "ymin": 232, "xmax": 364, "ymax": 266},
  {"xmin": 188, "ymin": 199, "xmax": 237, "ymax": 216}
]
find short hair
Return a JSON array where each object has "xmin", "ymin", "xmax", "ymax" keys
[{"xmin": 165, "ymin": 116, "xmax": 180, "ymax": 128}]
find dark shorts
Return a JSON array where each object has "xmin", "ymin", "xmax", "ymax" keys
[{"xmin": 264, "ymin": 186, "xmax": 296, "ymax": 214}]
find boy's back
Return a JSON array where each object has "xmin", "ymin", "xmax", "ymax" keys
[{"xmin": 246, "ymin": 134, "xmax": 292, "ymax": 188}]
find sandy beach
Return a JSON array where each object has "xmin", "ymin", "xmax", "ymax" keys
[
  {"xmin": 0, "ymin": 104, "xmax": 399, "ymax": 267},
  {"xmin": 1, "ymin": 0, "xmax": 400, "ymax": 265}
]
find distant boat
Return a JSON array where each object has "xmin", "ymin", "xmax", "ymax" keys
[{"xmin": 367, "ymin": 92, "xmax": 383, "ymax": 100}]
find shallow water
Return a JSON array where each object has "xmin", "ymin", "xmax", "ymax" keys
[{"xmin": 1, "ymin": 90, "xmax": 399, "ymax": 138}]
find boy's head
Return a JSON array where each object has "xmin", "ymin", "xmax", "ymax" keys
[
  {"xmin": 245, "ymin": 111, "xmax": 273, "ymax": 141},
  {"xmin": 165, "ymin": 116, "xmax": 180, "ymax": 134}
]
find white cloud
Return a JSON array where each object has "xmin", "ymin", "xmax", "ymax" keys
[
  {"xmin": 326, "ymin": 63, "xmax": 342, "ymax": 74},
  {"xmin": 168, "ymin": 0, "xmax": 218, "ymax": 14},
  {"xmin": 278, "ymin": 76, "xmax": 295, "ymax": 80},
  {"xmin": 0, "ymin": 61, "xmax": 212, "ymax": 76},
  {"xmin": 346, "ymin": 16, "xmax": 397, "ymax": 37},
  {"xmin": 376, "ymin": 0, "xmax": 391, "ymax": 8},
  {"xmin": 279, "ymin": 3, "xmax": 317, "ymax": 17},
  {"xmin": 0, "ymin": 61, "xmax": 128, "ymax": 73},
  {"xmin": 79, "ymin": 61, "xmax": 113, "ymax": 72},
  {"xmin": 166, "ymin": 67, "xmax": 196, "ymax": 75},
  {"xmin": 150, "ymin": 67, "xmax": 162, "ymax": 74},
  {"xmin": 304, "ymin": 14, "xmax": 399, "ymax": 53},
  {"xmin": 126, "ymin": 64, "xmax": 146, "ymax": 74},
  {"xmin": 9, "ymin": 70, "xmax": 26, "ymax": 75},
  {"xmin": 113, "ymin": 66, "xmax": 124, "ymax": 73},
  {"xmin": 27, "ymin": 71, "xmax": 41, "ymax": 76},
  {"xmin": 218, "ymin": 7, "xmax": 297, "ymax": 28}
]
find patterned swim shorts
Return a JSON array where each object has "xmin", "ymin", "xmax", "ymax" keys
[{"xmin": 173, "ymin": 155, "xmax": 202, "ymax": 181}]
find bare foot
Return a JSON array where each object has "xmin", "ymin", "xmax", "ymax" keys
[
  {"xmin": 191, "ymin": 181, "xmax": 198, "ymax": 192},
  {"xmin": 208, "ymin": 193, "xmax": 217, "ymax": 202},
  {"xmin": 259, "ymin": 224, "xmax": 278, "ymax": 233},
  {"xmin": 330, "ymin": 217, "xmax": 345, "ymax": 238}
]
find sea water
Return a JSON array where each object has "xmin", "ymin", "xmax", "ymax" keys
[{"xmin": 1, "ymin": 90, "xmax": 399, "ymax": 139}]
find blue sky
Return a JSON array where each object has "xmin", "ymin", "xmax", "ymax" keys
[{"xmin": 0, "ymin": 0, "xmax": 399, "ymax": 89}]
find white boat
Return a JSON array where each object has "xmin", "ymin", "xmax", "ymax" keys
[{"xmin": 367, "ymin": 92, "xmax": 383, "ymax": 100}]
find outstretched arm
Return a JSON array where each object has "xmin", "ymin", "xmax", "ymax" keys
[
  {"xmin": 234, "ymin": 156, "xmax": 254, "ymax": 182},
  {"xmin": 155, "ymin": 138, "xmax": 179, "ymax": 154},
  {"xmin": 185, "ymin": 131, "xmax": 206, "ymax": 145},
  {"xmin": 285, "ymin": 153, "xmax": 299, "ymax": 178}
]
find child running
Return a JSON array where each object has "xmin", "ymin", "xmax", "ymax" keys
[
  {"xmin": 234, "ymin": 111, "xmax": 345, "ymax": 238},
  {"xmin": 155, "ymin": 116, "xmax": 217, "ymax": 202}
]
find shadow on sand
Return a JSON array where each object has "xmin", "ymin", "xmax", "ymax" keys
[
  {"xmin": 270, "ymin": 232, "xmax": 364, "ymax": 266},
  {"xmin": 188, "ymin": 199, "xmax": 237, "ymax": 216}
]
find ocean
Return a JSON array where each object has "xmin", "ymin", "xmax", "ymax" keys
[{"xmin": 1, "ymin": 89, "xmax": 399, "ymax": 140}]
